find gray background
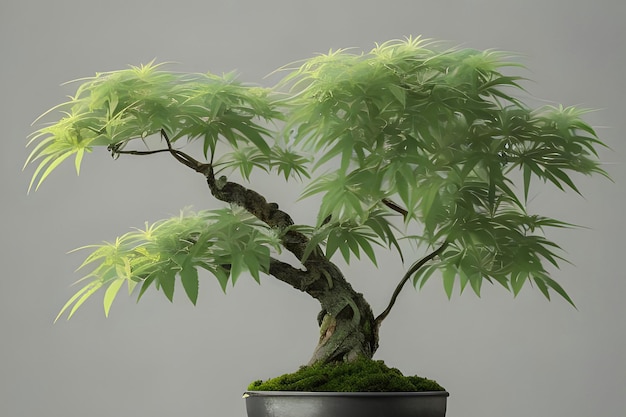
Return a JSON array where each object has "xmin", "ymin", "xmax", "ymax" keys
[{"xmin": 1, "ymin": 1, "xmax": 624, "ymax": 416}]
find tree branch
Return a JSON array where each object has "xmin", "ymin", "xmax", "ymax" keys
[
  {"xmin": 268, "ymin": 258, "xmax": 322, "ymax": 292},
  {"xmin": 111, "ymin": 130, "xmax": 213, "ymax": 175},
  {"xmin": 109, "ymin": 130, "xmax": 334, "ymax": 294},
  {"xmin": 108, "ymin": 130, "xmax": 380, "ymax": 359},
  {"xmin": 202, "ymin": 160, "xmax": 329, "ymax": 267},
  {"xmin": 374, "ymin": 241, "xmax": 449, "ymax": 327}
]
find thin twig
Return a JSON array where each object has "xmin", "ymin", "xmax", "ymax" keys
[
  {"xmin": 160, "ymin": 129, "xmax": 211, "ymax": 174},
  {"xmin": 114, "ymin": 148, "xmax": 171, "ymax": 156},
  {"xmin": 382, "ymin": 198, "xmax": 409, "ymax": 219},
  {"xmin": 374, "ymin": 240, "xmax": 449, "ymax": 326},
  {"xmin": 112, "ymin": 130, "xmax": 211, "ymax": 175}
]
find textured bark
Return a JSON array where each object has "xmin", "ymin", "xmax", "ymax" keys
[{"xmin": 204, "ymin": 166, "xmax": 379, "ymax": 364}]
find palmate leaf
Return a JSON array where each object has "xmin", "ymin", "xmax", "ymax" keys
[
  {"xmin": 325, "ymin": 224, "xmax": 382, "ymax": 265},
  {"xmin": 300, "ymin": 168, "xmax": 387, "ymax": 226},
  {"xmin": 268, "ymin": 146, "xmax": 311, "ymax": 181},
  {"xmin": 300, "ymin": 215, "xmax": 402, "ymax": 267},
  {"xmin": 363, "ymin": 210, "xmax": 404, "ymax": 261},
  {"xmin": 214, "ymin": 146, "xmax": 270, "ymax": 180}
]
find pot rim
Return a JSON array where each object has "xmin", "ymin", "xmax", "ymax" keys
[{"xmin": 244, "ymin": 390, "xmax": 450, "ymax": 398}]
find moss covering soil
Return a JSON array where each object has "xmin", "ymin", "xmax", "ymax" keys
[{"xmin": 248, "ymin": 357, "xmax": 446, "ymax": 392}]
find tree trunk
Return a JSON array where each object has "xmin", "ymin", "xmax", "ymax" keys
[
  {"xmin": 204, "ymin": 168, "xmax": 379, "ymax": 365},
  {"xmin": 306, "ymin": 266, "xmax": 379, "ymax": 365}
]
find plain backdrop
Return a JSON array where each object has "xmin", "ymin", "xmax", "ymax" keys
[{"xmin": 1, "ymin": 1, "xmax": 624, "ymax": 416}]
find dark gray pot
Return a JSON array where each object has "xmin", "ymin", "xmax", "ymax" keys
[{"xmin": 243, "ymin": 391, "xmax": 449, "ymax": 417}]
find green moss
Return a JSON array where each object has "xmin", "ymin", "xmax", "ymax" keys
[{"xmin": 247, "ymin": 358, "xmax": 445, "ymax": 392}]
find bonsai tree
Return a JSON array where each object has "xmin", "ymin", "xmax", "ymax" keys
[{"xmin": 26, "ymin": 38, "xmax": 607, "ymax": 370}]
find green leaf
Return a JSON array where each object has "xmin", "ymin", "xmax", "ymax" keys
[
  {"xmin": 229, "ymin": 252, "xmax": 244, "ymax": 284},
  {"xmin": 537, "ymin": 274, "xmax": 576, "ymax": 308},
  {"xmin": 468, "ymin": 271, "xmax": 483, "ymax": 297},
  {"xmin": 346, "ymin": 232, "xmax": 361, "ymax": 261},
  {"xmin": 532, "ymin": 274, "xmax": 551, "ymax": 300},
  {"xmin": 509, "ymin": 271, "xmax": 527, "ymax": 296},
  {"xmin": 103, "ymin": 278, "xmax": 125, "ymax": 317},
  {"xmin": 442, "ymin": 267, "xmax": 456, "ymax": 299},
  {"xmin": 136, "ymin": 273, "xmax": 158, "ymax": 302},
  {"xmin": 159, "ymin": 271, "xmax": 176, "ymax": 302},
  {"xmin": 180, "ymin": 264, "xmax": 199, "ymax": 305},
  {"xmin": 67, "ymin": 281, "xmax": 104, "ymax": 320},
  {"xmin": 414, "ymin": 264, "xmax": 440, "ymax": 289},
  {"xmin": 549, "ymin": 167, "xmax": 581, "ymax": 195},
  {"xmin": 55, "ymin": 281, "xmax": 100, "ymax": 322},
  {"xmin": 232, "ymin": 122, "xmax": 271, "ymax": 154},
  {"xmin": 387, "ymin": 84, "xmax": 406, "ymax": 107},
  {"xmin": 301, "ymin": 226, "xmax": 329, "ymax": 263},
  {"xmin": 458, "ymin": 268, "xmax": 469, "ymax": 294},
  {"xmin": 243, "ymin": 250, "xmax": 262, "ymax": 283},
  {"xmin": 339, "ymin": 239, "xmax": 351, "ymax": 264},
  {"xmin": 127, "ymin": 277, "xmax": 138, "ymax": 295},
  {"xmin": 325, "ymin": 228, "xmax": 342, "ymax": 260},
  {"xmin": 212, "ymin": 266, "xmax": 230, "ymax": 293},
  {"xmin": 74, "ymin": 147, "xmax": 86, "ymax": 176},
  {"xmin": 29, "ymin": 151, "xmax": 73, "ymax": 192},
  {"xmin": 364, "ymin": 212, "xmax": 404, "ymax": 261},
  {"xmin": 353, "ymin": 233, "xmax": 378, "ymax": 267}
]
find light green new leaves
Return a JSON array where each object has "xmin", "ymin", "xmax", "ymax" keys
[
  {"xmin": 56, "ymin": 208, "xmax": 281, "ymax": 320},
  {"xmin": 26, "ymin": 63, "xmax": 281, "ymax": 191}
]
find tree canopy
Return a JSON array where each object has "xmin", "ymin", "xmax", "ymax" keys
[{"xmin": 26, "ymin": 38, "xmax": 608, "ymax": 322}]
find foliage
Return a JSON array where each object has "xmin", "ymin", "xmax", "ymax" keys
[
  {"xmin": 25, "ymin": 37, "xmax": 608, "ymax": 319},
  {"xmin": 57, "ymin": 208, "xmax": 282, "ymax": 320},
  {"xmin": 248, "ymin": 357, "xmax": 445, "ymax": 392}
]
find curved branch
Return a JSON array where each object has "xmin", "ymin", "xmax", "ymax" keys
[
  {"xmin": 374, "ymin": 241, "xmax": 449, "ymax": 327},
  {"xmin": 109, "ymin": 129, "xmax": 380, "ymax": 360},
  {"xmin": 203, "ymin": 163, "xmax": 327, "ymax": 266},
  {"xmin": 113, "ymin": 148, "xmax": 171, "ymax": 157},
  {"xmin": 110, "ymin": 130, "xmax": 324, "ymax": 268},
  {"xmin": 112, "ymin": 130, "xmax": 212, "ymax": 175},
  {"xmin": 109, "ymin": 130, "xmax": 343, "ymax": 290}
]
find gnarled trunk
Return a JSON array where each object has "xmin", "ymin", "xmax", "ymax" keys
[
  {"xmin": 113, "ymin": 133, "xmax": 445, "ymax": 368},
  {"xmin": 150, "ymin": 142, "xmax": 445, "ymax": 367},
  {"xmin": 308, "ymin": 284, "xmax": 378, "ymax": 365},
  {"xmin": 269, "ymin": 249, "xmax": 379, "ymax": 365},
  {"xmin": 204, "ymin": 167, "xmax": 379, "ymax": 365}
]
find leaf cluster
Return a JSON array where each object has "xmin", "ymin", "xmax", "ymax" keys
[
  {"xmin": 279, "ymin": 37, "xmax": 608, "ymax": 305},
  {"xmin": 57, "ymin": 208, "xmax": 281, "ymax": 320},
  {"xmin": 25, "ymin": 62, "xmax": 309, "ymax": 191}
]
